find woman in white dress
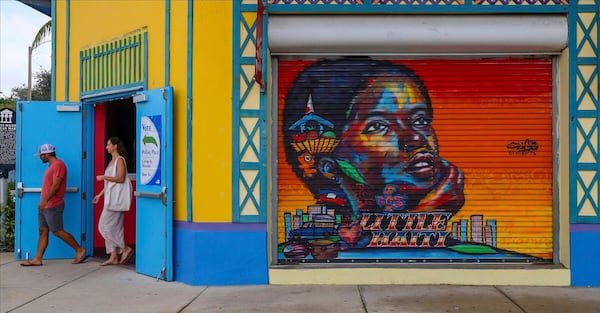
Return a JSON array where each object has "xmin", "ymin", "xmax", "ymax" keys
[{"xmin": 92, "ymin": 136, "xmax": 134, "ymax": 266}]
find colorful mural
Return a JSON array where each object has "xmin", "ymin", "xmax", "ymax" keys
[{"xmin": 277, "ymin": 58, "xmax": 553, "ymax": 263}]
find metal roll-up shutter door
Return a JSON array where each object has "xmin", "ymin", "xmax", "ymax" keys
[{"xmin": 276, "ymin": 58, "xmax": 552, "ymax": 264}]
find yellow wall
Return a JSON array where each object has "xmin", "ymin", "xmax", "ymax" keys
[
  {"xmin": 54, "ymin": 1, "xmax": 234, "ymax": 222},
  {"xmin": 192, "ymin": 1, "xmax": 233, "ymax": 222},
  {"xmin": 57, "ymin": 0, "xmax": 166, "ymax": 101}
]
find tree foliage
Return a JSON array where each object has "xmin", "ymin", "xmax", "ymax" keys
[
  {"xmin": 1, "ymin": 192, "xmax": 15, "ymax": 251},
  {"xmin": 0, "ymin": 94, "xmax": 16, "ymax": 110},
  {"xmin": 9, "ymin": 68, "xmax": 51, "ymax": 101}
]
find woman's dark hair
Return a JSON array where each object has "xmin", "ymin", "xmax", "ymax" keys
[
  {"xmin": 282, "ymin": 58, "xmax": 431, "ymax": 197},
  {"xmin": 109, "ymin": 136, "xmax": 127, "ymax": 158}
]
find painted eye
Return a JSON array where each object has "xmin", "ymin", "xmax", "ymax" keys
[
  {"xmin": 363, "ymin": 120, "xmax": 389, "ymax": 135},
  {"xmin": 412, "ymin": 115, "xmax": 432, "ymax": 128},
  {"xmin": 304, "ymin": 155, "xmax": 312, "ymax": 162}
]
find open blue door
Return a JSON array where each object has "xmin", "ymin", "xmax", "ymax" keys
[
  {"xmin": 15, "ymin": 101, "xmax": 90, "ymax": 260},
  {"xmin": 133, "ymin": 87, "xmax": 173, "ymax": 281}
]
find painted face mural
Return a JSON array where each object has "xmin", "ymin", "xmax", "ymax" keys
[
  {"xmin": 335, "ymin": 75, "xmax": 464, "ymax": 215},
  {"xmin": 278, "ymin": 58, "xmax": 553, "ymax": 263}
]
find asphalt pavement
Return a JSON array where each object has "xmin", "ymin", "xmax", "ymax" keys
[{"xmin": 1, "ymin": 252, "xmax": 599, "ymax": 313}]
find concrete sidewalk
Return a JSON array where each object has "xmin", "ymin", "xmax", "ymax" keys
[{"xmin": 1, "ymin": 252, "xmax": 599, "ymax": 313}]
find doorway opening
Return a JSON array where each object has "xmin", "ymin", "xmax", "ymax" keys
[{"xmin": 92, "ymin": 98, "xmax": 136, "ymax": 264}]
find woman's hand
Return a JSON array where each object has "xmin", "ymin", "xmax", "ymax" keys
[
  {"xmin": 96, "ymin": 175, "xmax": 104, "ymax": 181},
  {"xmin": 92, "ymin": 194, "xmax": 101, "ymax": 204}
]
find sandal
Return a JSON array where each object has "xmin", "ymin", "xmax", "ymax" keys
[
  {"xmin": 119, "ymin": 247, "xmax": 134, "ymax": 264},
  {"xmin": 21, "ymin": 261, "xmax": 43, "ymax": 266}
]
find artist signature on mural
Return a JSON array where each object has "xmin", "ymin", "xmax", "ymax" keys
[{"xmin": 507, "ymin": 138, "xmax": 538, "ymax": 155}]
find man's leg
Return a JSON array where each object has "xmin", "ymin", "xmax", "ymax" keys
[
  {"xmin": 22, "ymin": 210, "xmax": 50, "ymax": 266},
  {"xmin": 24, "ymin": 227, "xmax": 49, "ymax": 265},
  {"xmin": 45, "ymin": 204, "xmax": 86, "ymax": 263},
  {"xmin": 53, "ymin": 230, "xmax": 86, "ymax": 263}
]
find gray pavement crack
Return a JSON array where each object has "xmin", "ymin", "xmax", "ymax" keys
[
  {"xmin": 494, "ymin": 286, "xmax": 527, "ymax": 313},
  {"xmin": 177, "ymin": 286, "xmax": 208, "ymax": 313},
  {"xmin": 358, "ymin": 285, "xmax": 368, "ymax": 313},
  {"xmin": 6, "ymin": 266, "xmax": 103, "ymax": 312}
]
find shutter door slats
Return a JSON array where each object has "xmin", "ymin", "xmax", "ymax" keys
[{"xmin": 277, "ymin": 58, "xmax": 553, "ymax": 263}]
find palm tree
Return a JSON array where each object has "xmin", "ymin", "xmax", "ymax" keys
[
  {"xmin": 28, "ymin": 20, "xmax": 51, "ymax": 100},
  {"xmin": 31, "ymin": 20, "xmax": 51, "ymax": 50}
]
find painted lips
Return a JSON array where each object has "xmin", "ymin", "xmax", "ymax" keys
[{"xmin": 405, "ymin": 152, "xmax": 436, "ymax": 179}]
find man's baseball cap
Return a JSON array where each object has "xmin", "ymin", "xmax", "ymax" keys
[{"xmin": 34, "ymin": 143, "xmax": 55, "ymax": 156}]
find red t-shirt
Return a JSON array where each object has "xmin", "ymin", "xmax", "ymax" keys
[{"xmin": 41, "ymin": 159, "xmax": 67, "ymax": 209}]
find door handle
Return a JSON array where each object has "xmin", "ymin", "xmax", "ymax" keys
[
  {"xmin": 134, "ymin": 186, "xmax": 167, "ymax": 206},
  {"xmin": 17, "ymin": 182, "xmax": 78, "ymax": 198}
]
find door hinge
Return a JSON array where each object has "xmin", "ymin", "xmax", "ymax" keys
[
  {"xmin": 81, "ymin": 192, "xmax": 86, "ymax": 201},
  {"xmin": 81, "ymin": 233, "xmax": 86, "ymax": 242},
  {"xmin": 82, "ymin": 110, "xmax": 87, "ymax": 118},
  {"xmin": 18, "ymin": 102, "xmax": 22, "ymax": 111},
  {"xmin": 82, "ymin": 151, "xmax": 87, "ymax": 159}
]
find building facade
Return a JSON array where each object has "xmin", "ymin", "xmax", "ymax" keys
[{"xmin": 15, "ymin": 0, "xmax": 600, "ymax": 286}]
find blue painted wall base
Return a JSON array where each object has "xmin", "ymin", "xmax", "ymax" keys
[
  {"xmin": 174, "ymin": 222, "xmax": 268, "ymax": 286},
  {"xmin": 570, "ymin": 225, "xmax": 600, "ymax": 287}
]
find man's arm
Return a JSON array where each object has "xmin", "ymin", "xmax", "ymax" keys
[{"xmin": 38, "ymin": 175, "xmax": 64, "ymax": 209}]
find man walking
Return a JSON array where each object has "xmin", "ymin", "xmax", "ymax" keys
[{"xmin": 21, "ymin": 144, "xmax": 87, "ymax": 266}]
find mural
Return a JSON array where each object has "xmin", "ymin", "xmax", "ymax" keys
[{"xmin": 277, "ymin": 58, "xmax": 553, "ymax": 263}]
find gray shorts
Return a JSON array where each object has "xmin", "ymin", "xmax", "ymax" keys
[{"xmin": 38, "ymin": 203, "xmax": 65, "ymax": 232}]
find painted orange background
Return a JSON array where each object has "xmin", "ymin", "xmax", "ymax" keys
[{"xmin": 277, "ymin": 58, "xmax": 553, "ymax": 259}]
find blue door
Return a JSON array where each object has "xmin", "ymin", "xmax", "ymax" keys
[
  {"xmin": 133, "ymin": 87, "xmax": 173, "ymax": 281},
  {"xmin": 15, "ymin": 101, "xmax": 91, "ymax": 260}
]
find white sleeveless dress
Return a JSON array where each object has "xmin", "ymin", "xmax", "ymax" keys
[{"xmin": 98, "ymin": 157, "xmax": 126, "ymax": 254}]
